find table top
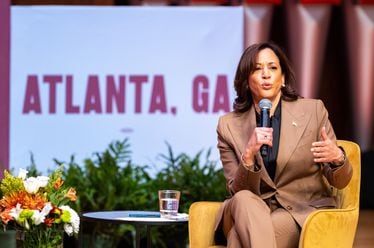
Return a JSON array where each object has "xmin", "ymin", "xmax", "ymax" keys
[{"xmin": 81, "ymin": 210, "xmax": 189, "ymax": 226}]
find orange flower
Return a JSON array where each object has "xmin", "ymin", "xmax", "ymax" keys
[
  {"xmin": 44, "ymin": 217, "xmax": 54, "ymax": 227},
  {"xmin": 53, "ymin": 177, "xmax": 64, "ymax": 190},
  {"xmin": 0, "ymin": 209, "xmax": 13, "ymax": 224},
  {"xmin": 64, "ymin": 188, "xmax": 77, "ymax": 201},
  {"xmin": 0, "ymin": 191, "xmax": 47, "ymax": 210}
]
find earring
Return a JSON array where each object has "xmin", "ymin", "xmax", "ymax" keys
[{"xmin": 282, "ymin": 83, "xmax": 285, "ymax": 87}]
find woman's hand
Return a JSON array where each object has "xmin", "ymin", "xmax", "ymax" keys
[
  {"xmin": 311, "ymin": 126, "xmax": 345, "ymax": 165},
  {"xmin": 242, "ymin": 127, "xmax": 273, "ymax": 165}
]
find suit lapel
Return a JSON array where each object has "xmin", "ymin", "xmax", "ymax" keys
[
  {"xmin": 276, "ymin": 100, "xmax": 311, "ymax": 179},
  {"xmin": 227, "ymin": 101, "xmax": 311, "ymax": 186},
  {"xmin": 229, "ymin": 107, "xmax": 256, "ymax": 157}
]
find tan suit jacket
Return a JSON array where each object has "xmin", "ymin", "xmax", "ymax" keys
[{"xmin": 215, "ymin": 98, "xmax": 353, "ymax": 230}]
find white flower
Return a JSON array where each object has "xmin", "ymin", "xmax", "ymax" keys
[
  {"xmin": 23, "ymin": 176, "xmax": 50, "ymax": 194},
  {"xmin": 36, "ymin": 176, "xmax": 49, "ymax": 187},
  {"xmin": 9, "ymin": 203, "xmax": 22, "ymax": 220},
  {"xmin": 41, "ymin": 202, "xmax": 53, "ymax": 216},
  {"xmin": 60, "ymin": 205, "xmax": 80, "ymax": 236},
  {"xmin": 31, "ymin": 203, "xmax": 53, "ymax": 225},
  {"xmin": 24, "ymin": 219, "xmax": 30, "ymax": 230},
  {"xmin": 31, "ymin": 210, "xmax": 44, "ymax": 225},
  {"xmin": 9, "ymin": 204, "xmax": 31, "ymax": 230},
  {"xmin": 23, "ymin": 177, "xmax": 41, "ymax": 194},
  {"xmin": 17, "ymin": 168, "xmax": 28, "ymax": 180}
]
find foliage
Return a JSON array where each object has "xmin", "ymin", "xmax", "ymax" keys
[
  {"xmin": 154, "ymin": 142, "xmax": 226, "ymax": 213},
  {"xmin": 55, "ymin": 140, "xmax": 155, "ymax": 213}
]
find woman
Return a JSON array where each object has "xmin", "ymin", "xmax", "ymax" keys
[{"xmin": 214, "ymin": 42, "xmax": 353, "ymax": 248}]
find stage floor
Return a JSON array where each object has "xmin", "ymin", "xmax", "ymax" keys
[{"xmin": 354, "ymin": 210, "xmax": 374, "ymax": 248}]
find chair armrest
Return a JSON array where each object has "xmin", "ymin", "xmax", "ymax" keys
[
  {"xmin": 189, "ymin": 201, "xmax": 223, "ymax": 248},
  {"xmin": 299, "ymin": 208, "xmax": 359, "ymax": 248}
]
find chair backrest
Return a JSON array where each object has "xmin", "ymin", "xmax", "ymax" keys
[
  {"xmin": 336, "ymin": 140, "xmax": 361, "ymax": 210},
  {"xmin": 298, "ymin": 140, "xmax": 361, "ymax": 248}
]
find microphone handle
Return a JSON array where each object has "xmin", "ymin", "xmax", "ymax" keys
[
  {"xmin": 261, "ymin": 144, "xmax": 268, "ymax": 156},
  {"xmin": 260, "ymin": 107, "xmax": 270, "ymax": 157}
]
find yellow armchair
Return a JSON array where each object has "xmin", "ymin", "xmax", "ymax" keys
[{"xmin": 188, "ymin": 140, "xmax": 361, "ymax": 248}]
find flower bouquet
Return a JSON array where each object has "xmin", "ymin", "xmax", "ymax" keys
[{"xmin": 0, "ymin": 167, "xmax": 80, "ymax": 248}]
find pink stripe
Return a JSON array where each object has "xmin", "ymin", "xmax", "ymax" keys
[
  {"xmin": 244, "ymin": 0, "xmax": 281, "ymax": 4},
  {"xmin": 357, "ymin": 0, "xmax": 374, "ymax": 4},
  {"xmin": 299, "ymin": 0, "xmax": 341, "ymax": 4},
  {"xmin": 0, "ymin": 0, "xmax": 10, "ymax": 177}
]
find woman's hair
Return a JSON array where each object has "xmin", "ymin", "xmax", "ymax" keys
[{"xmin": 233, "ymin": 42, "xmax": 299, "ymax": 113}]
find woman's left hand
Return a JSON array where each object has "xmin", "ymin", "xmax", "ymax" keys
[{"xmin": 311, "ymin": 126, "xmax": 344, "ymax": 165}]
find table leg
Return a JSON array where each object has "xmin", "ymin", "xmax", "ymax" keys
[
  {"xmin": 146, "ymin": 225, "xmax": 151, "ymax": 248},
  {"xmin": 78, "ymin": 219, "xmax": 83, "ymax": 247},
  {"xmin": 135, "ymin": 225, "xmax": 141, "ymax": 248},
  {"xmin": 134, "ymin": 224, "xmax": 152, "ymax": 248}
]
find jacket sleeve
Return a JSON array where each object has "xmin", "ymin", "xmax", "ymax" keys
[
  {"xmin": 316, "ymin": 100, "xmax": 353, "ymax": 189},
  {"xmin": 217, "ymin": 116, "xmax": 264, "ymax": 196}
]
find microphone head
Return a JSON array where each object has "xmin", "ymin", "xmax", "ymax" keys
[{"xmin": 259, "ymin": 99, "xmax": 272, "ymax": 110}]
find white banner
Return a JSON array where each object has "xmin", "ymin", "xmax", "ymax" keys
[{"xmin": 10, "ymin": 6, "xmax": 243, "ymax": 173}]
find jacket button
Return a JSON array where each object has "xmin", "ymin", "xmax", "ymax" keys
[{"xmin": 286, "ymin": 205, "xmax": 293, "ymax": 211}]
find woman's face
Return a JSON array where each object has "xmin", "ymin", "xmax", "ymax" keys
[{"xmin": 248, "ymin": 48, "xmax": 285, "ymax": 105}]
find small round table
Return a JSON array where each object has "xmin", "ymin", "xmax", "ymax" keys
[{"xmin": 81, "ymin": 210, "xmax": 188, "ymax": 248}]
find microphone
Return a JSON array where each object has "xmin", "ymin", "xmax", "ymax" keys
[{"xmin": 259, "ymin": 99, "xmax": 272, "ymax": 156}]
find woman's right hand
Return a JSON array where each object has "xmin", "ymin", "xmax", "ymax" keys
[{"xmin": 242, "ymin": 127, "xmax": 273, "ymax": 164}]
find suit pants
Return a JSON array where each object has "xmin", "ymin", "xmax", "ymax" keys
[{"xmin": 222, "ymin": 190, "xmax": 300, "ymax": 248}]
